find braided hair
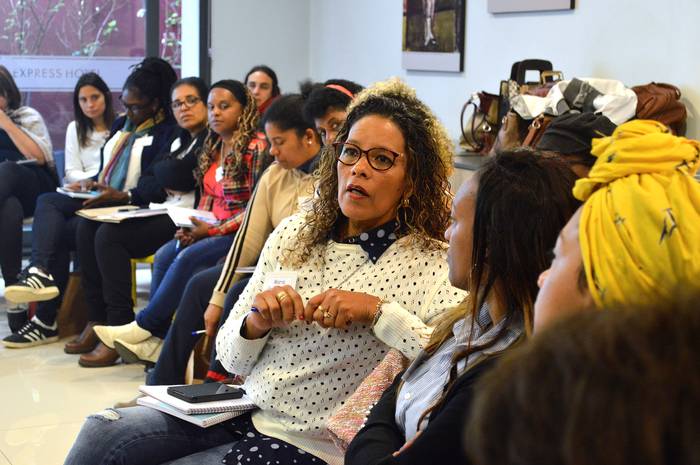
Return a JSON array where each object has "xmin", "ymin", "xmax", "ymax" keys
[
  {"xmin": 123, "ymin": 57, "xmax": 178, "ymax": 119},
  {"xmin": 196, "ymin": 79, "xmax": 260, "ymax": 183}
]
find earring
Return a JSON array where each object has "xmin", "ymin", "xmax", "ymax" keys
[{"xmin": 402, "ymin": 196, "xmax": 410, "ymax": 208}]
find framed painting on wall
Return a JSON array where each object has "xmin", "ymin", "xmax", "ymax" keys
[
  {"xmin": 488, "ymin": 0, "xmax": 574, "ymax": 14},
  {"xmin": 402, "ymin": 0, "xmax": 465, "ymax": 72}
]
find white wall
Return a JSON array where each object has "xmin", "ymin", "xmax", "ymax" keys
[
  {"xmin": 210, "ymin": 0, "xmax": 311, "ymax": 92},
  {"xmin": 209, "ymin": 0, "xmax": 700, "ymax": 141},
  {"xmin": 308, "ymin": 0, "xmax": 700, "ymax": 141}
]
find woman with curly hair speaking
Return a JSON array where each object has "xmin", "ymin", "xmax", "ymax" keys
[{"xmin": 64, "ymin": 78, "xmax": 463, "ymax": 465}]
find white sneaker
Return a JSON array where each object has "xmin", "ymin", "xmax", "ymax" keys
[
  {"xmin": 93, "ymin": 321, "xmax": 151, "ymax": 349},
  {"xmin": 114, "ymin": 336, "xmax": 163, "ymax": 366}
]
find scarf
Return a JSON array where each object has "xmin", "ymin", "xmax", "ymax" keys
[
  {"xmin": 573, "ymin": 119, "xmax": 700, "ymax": 309},
  {"xmin": 99, "ymin": 111, "xmax": 164, "ymax": 189}
]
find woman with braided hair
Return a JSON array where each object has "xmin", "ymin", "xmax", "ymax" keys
[{"xmin": 90, "ymin": 79, "xmax": 269, "ymax": 367}]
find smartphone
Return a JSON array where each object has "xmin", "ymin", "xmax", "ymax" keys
[{"xmin": 167, "ymin": 383, "xmax": 245, "ymax": 403}]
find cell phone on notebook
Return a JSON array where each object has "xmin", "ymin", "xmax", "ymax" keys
[{"xmin": 166, "ymin": 383, "xmax": 245, "ymax": 403}]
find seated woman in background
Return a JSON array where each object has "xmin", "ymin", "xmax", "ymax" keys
[
  {"xmin": 244, "ymin": 64, "xmax": 280, "ymax": 115},
  {"xmin": 302, "ymin": 78, "xmax": 364, "ymax": 145},
  {"xmin": 0, "ymin": 64, "xmax": 54, "ymax": 300},
  {"xmin": 60, "ymin": 77, "xmax": 210, "ymax": 359},
  {"xmin": 89, "ymin": 80, "xmax": 269, "ymax": 367},
  {"xmin": 534, "ymin": 119, "xmax": 700, "ymax": 331},
  {"xmin": 63, "ymin": 72, "xmax": 115, "ymax": 184},
  {"xmin": 466, "ymin": 300, "xmax": 700, "ymax": 465},
  {"xmin": 65, "ymin": 78, "xmax": 463, "ymax": 465},
  {"xmin": 127, "ymin": 92, "xmax": 323, "ymax": 384},
  {"xmin": 3, "ymin": 71, "xmax": 115, "ymax": 332},
  {"xmin": 345, "ymin": 149, "xmax": 580, "ymax": 465},
  {"xmin": 2, "ymin": 57, "xmax": 178, "ymax": 349}
]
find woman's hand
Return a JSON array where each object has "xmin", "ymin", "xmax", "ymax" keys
[
  {"xmin": 203, "ymin": 303, "xmax": 223, "ymax": 337},
  {"xmin": 188, "ymin": 217, "xmax": 211, "ymax": 242},
  {"xmin": 244, "ymin": 285, "xmax": 304, "ymax": 339},
  {"xmin": 82, "ymin": 182, "xmax": 129, "ymax": 208},
  {"xmin": 174, "ymin": 228, "xmax": 194, "ymax": 248},
  {"xmin": 304, "ymin": 289, "xmax": 381, "ymax": 329}
]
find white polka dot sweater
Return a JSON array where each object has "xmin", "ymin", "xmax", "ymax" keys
[{"xmin": 216, "ymin": 213, "xmax": 466, "ymax": 465}]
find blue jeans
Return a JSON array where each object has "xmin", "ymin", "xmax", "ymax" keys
[
  {"xmin": 146, "ymin": 266, "xmax": 249, "ymax": 386},
  {"xmin": 136, "ymin": 235, "xmax": 233, "ymax": 338},
  {"xmin": 64, "ymin": 409, "xmax": 325, "ymax": 465}
]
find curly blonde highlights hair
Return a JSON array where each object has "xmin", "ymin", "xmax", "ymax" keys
[
  {"xmin": 196, "ymin": 80, "xmax": 260, "ymax": 182},
  {"xmin": 284, "ymin": 78, "xmax": 454, "ymax": 267}
]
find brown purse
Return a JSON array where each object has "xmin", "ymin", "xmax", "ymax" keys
[
  {"xmin": 459, "ymin": 91, "xmax": 501, "ymax": 154},
  {"xmin": 631, "ymin": 82, "xmax": 687, "ymax": 135}
]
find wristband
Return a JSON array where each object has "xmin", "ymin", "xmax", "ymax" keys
[{"xmin": 371, "ymin": 298, "xmax": 384, "ymax": 328}]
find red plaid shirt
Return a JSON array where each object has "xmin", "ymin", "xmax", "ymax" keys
[{"xmin": 198, "ymin": 133, "xmax": 269, "ymax": 236}]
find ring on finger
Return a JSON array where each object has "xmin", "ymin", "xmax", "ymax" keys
[
  {"xmin": 323, "ymin": 311, "xmax": 333, "ymax": 319},
  {"xmin": 276, "ymin": 291, "xmax": 289, "ymax": 303}
]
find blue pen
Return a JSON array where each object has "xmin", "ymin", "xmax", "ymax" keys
[
  {"xmin": 251, "ymin": 306, "xmax": 259, "ymax": 313},
  {"xmin": 191, "ymin": 329, "xmax": 206, "ymax": 336}
]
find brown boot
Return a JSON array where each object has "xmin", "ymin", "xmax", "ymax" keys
[
  {"xmin": 78, "ymin": 342, "xmax": 119, "ymax": 367},
  {"xmin": 64, "ymin": 321, "xmax": 102, "ymax": 354}
]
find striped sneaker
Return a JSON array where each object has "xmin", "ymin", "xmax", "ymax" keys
[
  {"xmin": 2, "ymin": 317, "xmax": 58, "ymax": 348},
  {"xmin": 4, "ymin": 266, "xmax": 59, "ymax": 304}
]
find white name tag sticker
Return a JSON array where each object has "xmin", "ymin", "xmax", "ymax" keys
[
  {"xmin": 140, "ymin": 135, "xmax": 154, "ymax": 147},
  {"xmin": 263, "ymin": 271, "xmax": 298, "ymax": 291},
  {"xmin": 215, "ymin": 166, "xmax": 224, "ymax": 182}
]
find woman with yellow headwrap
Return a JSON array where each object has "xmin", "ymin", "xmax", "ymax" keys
[{"xmin": 534, "ymin": 119, "xmax": 700, "ymax": 331}]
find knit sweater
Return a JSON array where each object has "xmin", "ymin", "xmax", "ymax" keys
[{"xmin": 216, "ymin": 213, "xmax": 466, "ymax": 465}]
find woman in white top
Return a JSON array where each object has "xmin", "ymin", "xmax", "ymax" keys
[
  {"xmin": 0, "ymin": 64, "xmax": 54, "ymax": 294},
  {"xmin": 65, "ymin": 78, "xmax": 464, "ymax": 465},
  {"xmin": 63, "ymin": 72, "xmax": 115, "ymax": 184}
]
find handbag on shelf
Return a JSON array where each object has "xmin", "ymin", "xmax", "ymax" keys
[
  {"xmin": 631, "ymin": 82, "xmax": 687, "ymax": 135},
  {"xmin": 459, "ymin": 91, "xmax": 501, "ymax": 154},
  {"xmin": 522, "ymin": 114, "xmax": 555, "ymax": 148}
]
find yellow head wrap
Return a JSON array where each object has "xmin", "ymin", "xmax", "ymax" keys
[{"xmin": 573, "ymin": 119, "xmax": 700, "ymax": 309}]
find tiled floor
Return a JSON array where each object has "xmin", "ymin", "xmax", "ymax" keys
[{"xmin": 0, "ymin": 269, "xmax": 152, "ymax": 465}]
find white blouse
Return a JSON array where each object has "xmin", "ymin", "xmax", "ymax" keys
[{"xmin": 63, "ymin": 120, "xmax": 108, "ymax": 183}]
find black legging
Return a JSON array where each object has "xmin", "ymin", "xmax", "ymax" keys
[
  {"xmin": 76, "ymin": 215, "xmax": 177, "ymax": 326},
  {"xmin": 0, "ymin": 160, "xmax": 55, "ymax": 285}
]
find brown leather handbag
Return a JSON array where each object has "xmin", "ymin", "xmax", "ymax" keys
[
  {"xmin": 631, "ymin": 82, "xmax": 687, "ymax": 135},
  {"xmin": 459, "ymin": 91, "xmax": 500, "ymax": 154}
]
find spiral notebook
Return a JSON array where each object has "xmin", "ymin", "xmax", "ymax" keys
[
  {"xmin": 137, "ymin": 396, "xmax": 244, "ymax": 428},
  {"xmin": 138, "ymin": 384, "xmax": 257, "ymax": 415}
]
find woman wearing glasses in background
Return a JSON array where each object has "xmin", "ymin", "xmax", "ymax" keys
[
  {"xmin": 65, "ymin": 78, "xmax": 464, "ymax": 465},
  {"xmin": 2, "ymin": 58, "xmax": 178, "ymax": 352}
]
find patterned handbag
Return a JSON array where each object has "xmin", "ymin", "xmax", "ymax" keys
[{"xmin": 326, "ymin": 349, "xmax": 409, "ymax": 450}]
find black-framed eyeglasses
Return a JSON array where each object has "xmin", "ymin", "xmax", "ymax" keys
[
  {"xmin": 171, "ymin": 95, "xmax": 202, "ymax": 111},
  {"xmin": 334, "ymin": 142, "xmax": 401, "ymax": 171},
  {"xmin": 119, "ymin": 97, "xmax": 152, "ymax": 113}
]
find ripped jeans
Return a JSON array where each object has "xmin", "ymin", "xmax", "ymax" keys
[
  {"xmin": 63, "ymin": 407, "xmax": 326, "ymax": 465},
  {"xmin": 63, "ymin": 406, "xmax": 236, "ymax": 465}
]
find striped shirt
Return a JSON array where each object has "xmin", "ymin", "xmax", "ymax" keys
[{"xmin": 395, "ymin": 303, "xmax": 523, "ymax": 440}]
